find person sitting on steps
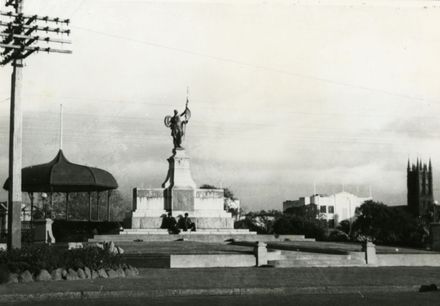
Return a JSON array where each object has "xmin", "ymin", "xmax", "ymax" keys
[
  {"xmin": 161, "ymin": 212, "xmax": 180, "ymax": 234},
  {"xmin": 178, "ymin": 212, "xmax": 196, "ymax": 232}
]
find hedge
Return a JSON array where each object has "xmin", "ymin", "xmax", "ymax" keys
[
  {"xmin": 52, "ymin": 221, "xmax": 122, "ymax": 242},
  {"xmin": 0, "ymin": 244, "xmax": 124, "ymax": 275}
]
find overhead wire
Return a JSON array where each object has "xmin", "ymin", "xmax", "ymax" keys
[
  {"xmin": 1, "ymin": 3, "xmax": 438, "ymax": 151},
  {"xmin": 3, "ymin": 93, "xmax": 440, "ymax": 121},
  {"xmin": 2, "ymin": 105, "xmax": 439, "ymax": 145},
  {"xmin": 71, "ymin": 24, "xmax": 440, "ymax": 107}
]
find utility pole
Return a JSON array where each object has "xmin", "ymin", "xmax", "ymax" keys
[{"xmin": 1, "ymin": 0, "xmax": 71, "ymax": 250}]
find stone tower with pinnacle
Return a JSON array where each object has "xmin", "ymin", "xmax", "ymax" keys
[{"xmin": 407, "ymin": 158, "xmax": 434, "ymax": 217}]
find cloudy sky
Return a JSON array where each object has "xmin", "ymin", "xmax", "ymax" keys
[{"xmin": 1, "ymin": 0, "xmax": 440, "ymax": 211}]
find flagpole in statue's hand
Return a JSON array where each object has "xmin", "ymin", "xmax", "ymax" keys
[
  {"xmin": 185, "ymin": 86, "xmax": 190, "ymax": 109},
  {"xmin": 182, "ymin": 86, "xmax": 191, "ymax": 120}
]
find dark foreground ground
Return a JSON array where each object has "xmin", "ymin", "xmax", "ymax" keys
[
  {"xmin": 7, "ymin": 292, "xmax": 440, "ymax": 306},
  {"xmin": 1, "ymin": 267, "xmax": 440, "ymax": 304},
  {"xmin": 2, "ymin": 266, "xmax": 440, "ymax": 296}
]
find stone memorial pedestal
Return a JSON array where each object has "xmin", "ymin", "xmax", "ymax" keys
[{"xmin": 131, "ymin": 149, "xmax": 234, "ymax": 229}]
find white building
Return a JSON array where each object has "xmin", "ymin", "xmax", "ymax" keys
[{"xmin": 283, "ymin": 191, "xmax": 372, "ymax": 227}]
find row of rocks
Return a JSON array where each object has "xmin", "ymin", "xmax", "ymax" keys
[{"xmin": 7, "ymin": 266, "xmax": 139, "ymax": 284}]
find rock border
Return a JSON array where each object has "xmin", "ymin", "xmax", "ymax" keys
[{"xmin": 7, "ymin": 265, "xmax": 139, "ymax": 284}]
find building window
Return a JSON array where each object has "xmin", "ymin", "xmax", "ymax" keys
[
  {"xmin": 320, "ymin": 206, "xmax": 327, "ymax": 213},
  {"xmin": 328, "ymin": 206, "xmax": 334, "ymax": 214}
]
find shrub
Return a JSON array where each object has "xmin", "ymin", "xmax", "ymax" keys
[
  {"xmin": 235, "ymin": 217, "xmax": 269, "ymax": 234},
  {"xmin": 336, "ymin": 220, "xmax": 351, "ymax": 235},
  {"xmin": 0, "ymin": 244, "xmax": 124, "ymax": 275},
  {"xmin": 0, "ymin": 264, "xmax": 8, "ymax": 283},
  {"xmin": 273, "ymin": 215, "xmax": 327, "ymax": 240},
  {"xmin": 52, "ymin": 221, "xmax": 121, "ymax": 242},
  {"xmin": 63, "ymin": 246, "xmax": 122, "ymax": 270},
  {"xmin": 327, "ymin": 229, "xmax": 350, "ymax": 242},
  {"xmin": 235, "ymin": 209, "xmax": 327, "ymax": 239}
]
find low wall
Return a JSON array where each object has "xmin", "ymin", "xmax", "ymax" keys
[
  {"xmin": 193, "ymin": 217, "xmax": 234, "ymax": 229},
  {"xmin": 131, "ymin": 217, "xmax": 164, "ymax": 229},
  {"xmin": 132, "ymin": 188, "xmax": 165, "ymax": 212},
  {"xmin": 133, "ymin": 188, "xmax": 226, "ymax": 213},
  {"xmin": 170, "ymin": 254, "xmax": 256, "ymax": 268},
  {"xmin": 194, "ymin": 189, "xmax": 224, "ymax": 211},
  {"xmin": 377, "ymin": 254, "xmax": 440, "ymax": 266}
]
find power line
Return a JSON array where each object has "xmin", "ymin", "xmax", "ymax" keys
[
  {"xmin": 7, "ymin": 93, "xmax": 440, "ymax": 121},
  {"xmin": 1, "ymin": 0, "xmax": 72, "ymax": 250},
  {"xmin": 70, "ymin": 0, "xmax": 85, "ymax": 17},
  {"xmin": 2, "ymin": 108, "xmax": 440, "ymax": 141},
  {"xmin": 2, "ymin": 123, "xmax": 434, "ymax": 147},
  {"xmin": 72, "ymin": 24, "xmax": 440, "ymax": 106}
]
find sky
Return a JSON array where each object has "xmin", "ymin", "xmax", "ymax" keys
[{"xmin": 1, "ymin": 0, "xmax": 440, "ymax": 211}]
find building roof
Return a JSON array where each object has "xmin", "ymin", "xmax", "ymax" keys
[{"xmin": 3, "ymin": 150, "xmax": 118, "ymax": 193}]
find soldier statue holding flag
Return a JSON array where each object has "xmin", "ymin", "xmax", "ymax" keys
[{"xmin": 164, "ymin": 98, "xmax": 191, "ymax": 150}]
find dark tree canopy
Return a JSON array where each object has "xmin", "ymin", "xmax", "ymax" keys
[
  {"xmin": 284, "ymin": 204, "xmax": 319, "ymax": 222},
  {"xmin": 351, "ymin": 200, "xmax": 429, "ymax": 247},
  {"xmin": 200, "ymin": 184, "xmax": 236, "ymax": 200},
  {"xmin": 199, "ymin": 184, "xmax": 216, "ymax": 189}
]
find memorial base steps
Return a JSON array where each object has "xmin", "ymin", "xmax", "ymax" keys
[{"xmin": 121, "ymin": 228, "xmax": 255, "ymax": 235}]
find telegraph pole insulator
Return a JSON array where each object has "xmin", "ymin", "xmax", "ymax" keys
[{"xmin": 1, "ymin": 0, "xmax": 72, "ymax": 250}]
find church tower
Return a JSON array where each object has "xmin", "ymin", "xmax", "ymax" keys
[{"xmin": 407, "ymin": 159, "xmax": 434, "ymax": 216}]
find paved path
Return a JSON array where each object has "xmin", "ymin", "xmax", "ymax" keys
[
  {"xmin": 1, "ymin": 267, "xmax": 440, "ymax": 303},
  {"xmin": 7, "ymin": 292, "xmax": 440, "ymax": 306}
]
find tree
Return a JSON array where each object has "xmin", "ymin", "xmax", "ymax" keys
[
  {"xmin": 337, "ymin": 220, "xmax": 351, "ymax": 235},
  {"xmin": 199, "ymin": 184, "xmax": 216, "ymax": 189},
  {"xmin": 200, "ymin": 184, "xmax": 240, "ymax": 218},
  {"xmin": 273, "ymin": 213, "xmax": 327, "ymax": 240},
  {"xmin": 234, "ymin": 210, "xmax": 279, "ymax": 234},
  {"xmin": 351, "ymin": 200, "xmax": 426, "ymax": 247},
  {"xmin": 200, "ymin": 184, "xmax": 235, "ymax": 199},
  {"xmin": 234, "ymin": 209, "xmax": 328, "ymax": 237},
  {"xmin": 109, "ymin": 190, "xmax": 131, "ymax": 221},
  {"xmin": 223, "ymin": 188, "xmax": 236, "ymax": 201},
  {"xmin": 285, "ymin": 204, "xmax": 319, "ymax": 222}
]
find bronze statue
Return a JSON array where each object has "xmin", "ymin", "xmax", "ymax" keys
[{"xmin": 164, "ymin": 99, "xmax": 191, "ymax": 149}]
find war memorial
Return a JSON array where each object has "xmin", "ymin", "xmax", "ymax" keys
[
  {"xmin": 96, "ymin": 99, "xmax": 261, "ymax": 241},
  {"xmin": 130, "ymin": 101, "xmax": 235, "ymax": 231}
]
